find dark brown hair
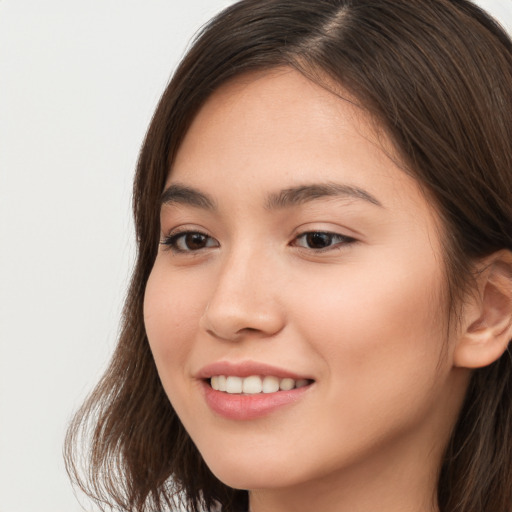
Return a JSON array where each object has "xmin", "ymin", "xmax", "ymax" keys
[{"xmin": 65, "ymin": 1, "xmax": 512, "ymax": 511}]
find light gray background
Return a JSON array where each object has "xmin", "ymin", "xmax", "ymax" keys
[{"xmin": 0, "ymin": 1, "xmax": 511, "ymax": 511}]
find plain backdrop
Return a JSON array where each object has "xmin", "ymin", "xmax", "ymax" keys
[{"xmin": 0, "ymin": 1, "xmax": 511, "ymax": 511}]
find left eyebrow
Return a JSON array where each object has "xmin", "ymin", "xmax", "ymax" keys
[
  {"xmin": 160, "ymin": 183, "xmax": 217, "ymax": 210},
  {"xmin": 265, "ymin": 182, "xmax": 383, "ymax": 210}
]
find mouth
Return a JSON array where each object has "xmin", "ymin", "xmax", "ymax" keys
[
  {"xmin": 208, "ymin": 375, "xmax": 313, "ymax": 394},
  {"xmin": 198, "ymin": 362, "xmax": 315, "ymax": 420}
]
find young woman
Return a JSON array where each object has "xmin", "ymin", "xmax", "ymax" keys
[{"xmin": 65, "ymin": 1, "xmax": 512, "ymax": 511}]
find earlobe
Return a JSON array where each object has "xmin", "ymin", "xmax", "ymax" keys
[{"xmin": 454, "ymin": 250, "xmax": 512, "ymax": 369}]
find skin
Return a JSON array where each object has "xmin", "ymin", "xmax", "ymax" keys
[{"xmin": 143, "ymin": 68, "xmax": 473, "ymax": 512}]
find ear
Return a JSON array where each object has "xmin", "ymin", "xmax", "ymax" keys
[{"xmin": 454, "ymin": 250, "xmax": 512, "ymax": 369}]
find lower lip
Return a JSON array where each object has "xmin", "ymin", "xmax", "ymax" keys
[{"xmin": 202, "ymin": 381, "xmax": 312, "ymax": 420}]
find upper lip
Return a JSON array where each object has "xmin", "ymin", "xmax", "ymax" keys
[{"xmin": 196, "ymin": 360, "xmax": 313, "ymax": 380}]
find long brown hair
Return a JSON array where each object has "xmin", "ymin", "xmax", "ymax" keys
[{"xmin": 65, "ymin": 1, "xmax": 512, "ymax": 511}]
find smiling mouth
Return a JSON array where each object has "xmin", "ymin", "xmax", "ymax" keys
[{"xmin": 209, "ymin": 375, "xmax": 313, "ymax": 395}]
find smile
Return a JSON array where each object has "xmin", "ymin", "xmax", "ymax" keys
[
  {"xmin": 210, "ymin": 375, "xmax": 311, "ymax": 394},
  {"xmin": 197, "ymin": 361, "xmax": 315, "ymax": 419}
]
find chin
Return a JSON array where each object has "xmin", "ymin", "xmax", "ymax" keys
[
  {"xmin": 201, "ymin": 451, "xmax": 305, "ymax": 491},
  {"xmin": 209, "ymin": 468, "xmax": 293, "ymax": 491}
]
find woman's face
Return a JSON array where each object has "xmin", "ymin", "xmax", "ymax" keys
[{"xmin": 144, "ymin": 69, "xmax": 469, "ymax": 498}]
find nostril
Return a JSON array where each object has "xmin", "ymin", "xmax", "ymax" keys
[{"xmin": 241, "ymin": 327, "xmax": 261, "ymax": 334}]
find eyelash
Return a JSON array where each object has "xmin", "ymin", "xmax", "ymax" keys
[
  {"xmin": 160, "ymin": 230, "xmax": 356, "ymax": 254},
  {"xmin": 160, "ymin": 230, "xmax": 218, "ymax": 253},
  {"xmin": 292, "ymin": 232, "xmax": 356, "ymax": 251}
]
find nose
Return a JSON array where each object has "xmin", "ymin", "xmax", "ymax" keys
[{"xmin": 199, "ymin": 248, "xmax": 286, "ymax": 342}]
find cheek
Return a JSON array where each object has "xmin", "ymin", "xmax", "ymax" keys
[
  {"xmin": 289, "ymin": 252, "xmax": 448, "ymax": 410},
  {"xmin": 143, "ymin": 262, "xmax": 206, "ymax": 370}
]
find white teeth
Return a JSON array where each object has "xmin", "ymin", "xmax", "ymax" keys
[
  {"xmin": 242, "ymin": 375, "xmax": 263, "ymax": 394},
  {"xmin": 211, "ymin": 376, "xmax": 227, "ymax": 391},
  {"xmin": 217, "ymin": 375, "xmax": 227, "ymax": 391},
  {"xmin": 279, "ymin": 378, "xmax": 295, "ymax": 391},
  {"xmin": 210, "ymin": 375, "xmax": 310, "ymax": 394},
  {"xmin": 262, "ymin": 376, "xmax": 280, "ymax": 393},
  {"xmin": 295, "ymin": 379, "xmax": 309, "ymax": 388},
  {"xmin": 226, "ymin": 376, "xmax": 243, "ymax": 394}
]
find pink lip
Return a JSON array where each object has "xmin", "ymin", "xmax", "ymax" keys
[
  {"xmin": 196, "ymin": 360, "xmax": 311, "ymax": 380},
  {"xmin": 196, "ymin": 360, "xmax": 314, "ymax": 421},
  {"xmin": 202, "ymin": 381, "xmax": 312, "ymax": 420}
]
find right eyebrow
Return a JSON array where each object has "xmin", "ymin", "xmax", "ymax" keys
[
  {"xmin": 264, "ymin": 182, "xmax": 383, "ymax": 210},
  {"xmin": 160, "ymin": 183, "xmax": 217, "ymax": 210}
]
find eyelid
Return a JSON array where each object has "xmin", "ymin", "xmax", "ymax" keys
[
  {"xmin": 160, "ymin": 227, "xmax": 219, "ymax": 254},
  {"xmin": 291, "ymin": 230, "xmax": 358, "ymax": 252}
]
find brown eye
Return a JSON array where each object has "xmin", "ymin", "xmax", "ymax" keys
[
  {"xmin": 305, "ymin": 232, "xmax": 333, "ymax": 249},
  {"xmin": 184, "ymin": 233, "xmax": 208, "ymax": 250},
  {"xmin": 294, "ymin": 231, "xmax": 356, "ymax": 251},
  {"xmin": 161, "ymin": 231, "xmax": 219, "ymax": 252}
]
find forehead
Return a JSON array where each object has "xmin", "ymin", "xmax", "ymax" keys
[
  {"xmin": 173, "ymin": 68, "xmax": 380, "ymax": 174},
  {"xmin": 168, "ymin": 67, "xmax": 435, "ymax": 221}
]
